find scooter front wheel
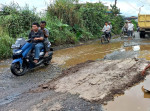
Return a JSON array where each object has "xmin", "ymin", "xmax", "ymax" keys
[{"xmin": 11, "ymin": 62, "xmax": 27, "ymax": 76}]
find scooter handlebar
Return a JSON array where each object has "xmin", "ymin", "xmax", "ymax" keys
[{"xmin": 27, "ymin": 38, "xmax": 34, "ymax": 43}]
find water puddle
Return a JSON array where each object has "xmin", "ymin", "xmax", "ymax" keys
[
  {"xmin": 52, "ymin": 40, "xmax": 150, "ymax": 68},
  {"xmin": 103, "ymin": 75, "xmax": 150, "ymax": 111},
  {"xmin": 52, "ymin": 41, "xmax": 122, "ymax": 68},
  {"xmin": 123, "ymin": 44, "xmax": 150, "ymax": 60}
]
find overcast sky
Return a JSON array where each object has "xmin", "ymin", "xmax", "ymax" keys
[{"xmin": 0, "ymin": 0, "xmax": 150, "ymax": 17}]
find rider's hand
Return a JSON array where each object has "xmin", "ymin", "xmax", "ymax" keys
[{"xmin": 34, "ymin": 38, "xmax": 39, "ymax": 41}]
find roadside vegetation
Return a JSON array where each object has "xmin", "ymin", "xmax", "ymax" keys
[
  {"xmin": 0, "ymin": 0, "xmax": 124, "ymax": 59},
  {"xmin": 131, "ymin": 19, "xmax": 138, "ymax": 31}
]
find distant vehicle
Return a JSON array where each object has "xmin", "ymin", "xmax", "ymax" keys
[
  {"xmin": 10, "ymin": 38, "xmax": 53, "ymax": 76},
  {"xmin": 138, "ymin": 14, "xmax": 150, "ymax": 38}
]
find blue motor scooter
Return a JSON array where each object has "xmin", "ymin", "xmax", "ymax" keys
[{"xmin": 10, "ymin": 38, "xmax": 53, "ymax": 76}]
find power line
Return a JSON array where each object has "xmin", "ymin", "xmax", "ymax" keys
[
  {"xmin": 135, "ymin": 0, "xmax": 150, "ymax": 6},
  {"xmin": 144, "ymin": 0, "xmax": 150, "ymax": 6},
  {"xmin": 124, "ymin": 1, "xmax": 139, "ymax": 11},
  {"xmin": 134, "ymin": 0, "xmax": 150, "ymax": 13}
]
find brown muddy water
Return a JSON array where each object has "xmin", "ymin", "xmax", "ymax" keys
[
  {"xmin": 52, "ymin": 41, "xmax": 150, "ymax": 67},
  {"xmin": 52, "ymin": 40, "xmax": 150, "ymax": 111},
  {"xmin": 52, "ymin": 41, "xmax": 122, "ymax": 68},
  {"xmin": 103, "ymin": 75, "xmax": 150, "ymax": 111}
]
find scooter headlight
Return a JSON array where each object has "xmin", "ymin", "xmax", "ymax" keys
[
  {"xmin": 14, "ymin": 50, "xmax": 22, "ymax": 55},
  {"xmin": 11, "ymin": 44, "xmax": 21, "ymax": 49}
]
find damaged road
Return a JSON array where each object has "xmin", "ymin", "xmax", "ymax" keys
[
  {"xmin": 0, "ymin": 32, "xmax": 150, "ymax": 111},
  {"xmin": 37, "ymin": 58, "xmax": 149, "ymax": 103}
]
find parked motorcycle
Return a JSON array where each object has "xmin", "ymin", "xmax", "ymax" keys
[{"xmin": 10, "ymin": 38, "xmax": 53, "ymax": 76}]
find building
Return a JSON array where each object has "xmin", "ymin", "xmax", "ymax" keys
[{"xmin": 124, "ymin": 16, "xmax": 138, "ymax": 21}]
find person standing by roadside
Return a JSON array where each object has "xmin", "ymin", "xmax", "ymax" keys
[
  {"xmin": 124, "ymin": 20, "xmax": 128, "ymax": 33},
  {"xmin": 137, "ymin": 25, "xmax": 140, "ymax": 32},
  {"xmin": 127, "ymin": 21, "xmax": 134, "ymax": 39},
  {"xmin": 108, "ymin": 22, "xmax": 112, "ymax": 38},
  {"xmin": 39, "ymin": 21, "xmax": 51, "ymax": 57}
]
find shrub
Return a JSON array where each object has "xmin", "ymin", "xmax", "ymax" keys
[
  {"xmin": 0, "ymin": 35, "xmax": 15, "ymax": 59},
  {"xmin": 79, "ymin": 3, "xmax": 106, "ymax": 36},
  {"xmin": 0, "ymin": 3, "xmax": 40, "ymax": 38},
  {"xmin": 131, "ymin": 19, "xmax": 138, "ymax": 31},
  {"xmin": 47, "ymin": 0, "xmax": 124, "ymax": 39},
  {"xmin": 41, "ymin": 14, "xmax": 77, "ymax": 45}
]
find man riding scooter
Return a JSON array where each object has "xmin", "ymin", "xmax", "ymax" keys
[
  {"xmin": 10, "ymin": 22, "xmax": 53, "ymax": 76},
  {"xmin": 29, "ymin": 22, "xmax": 44, "ymax": 64},
  {"xmin": 102, "ymin": 21, "xmax": 111, "ymax": 40}
]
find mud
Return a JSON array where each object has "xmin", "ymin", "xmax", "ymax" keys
[
  {"xmin": 36, "ymin": 58, "xmax": 149, "ymax": 104},
  {"xmin": 30, "ymin": 60, "xmax": 95, "ymax": 93}
]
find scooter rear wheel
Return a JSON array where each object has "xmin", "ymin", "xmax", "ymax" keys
[
  {"xmin": 44, "ymin": 61, "xmax": 50, "ymax": 66},
  {"xmin": 11, "ymin": 62, "xmax": 27, "ymax": 76},
  {"xmin": 44, "ymin": 56, "xmax": 52, "ymax": 66},
  {"xmin": 101, "ymin": 36, "xmax": 109, "ymax": 44}
]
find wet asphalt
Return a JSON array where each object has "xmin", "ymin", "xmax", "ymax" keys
[{"xmin": 0, "ymin": 60, "xmax": 62, "ymax": 110}]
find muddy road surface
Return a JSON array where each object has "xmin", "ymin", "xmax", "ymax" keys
[{"xmin": 0, "ymin": 32, "xmax": 150, "ymax": 111}]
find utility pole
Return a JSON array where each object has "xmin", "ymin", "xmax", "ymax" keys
[
  {"xmin": 139, "ymin": 5, "xmax": 144, "ymax": 14},
  {"xmin": 115, "ymin": 0, "xmax": 117, "ymax": 7}
]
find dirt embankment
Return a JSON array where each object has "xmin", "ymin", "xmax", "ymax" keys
[{"xmin": 33, "ymin": 58, "xmax": 149, "ymax": 104}]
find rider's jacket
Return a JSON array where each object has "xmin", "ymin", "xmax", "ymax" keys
[{"xmin": 29, "ymin": 30, "xmax": 44, "ymax": 43}]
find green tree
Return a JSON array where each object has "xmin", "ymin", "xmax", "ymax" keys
[{"xmin": 110, "ymin": 4, "xmax": 120, "ymax": 16}]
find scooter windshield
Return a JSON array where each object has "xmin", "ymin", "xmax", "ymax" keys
[
  {"xmin": 15, "ymin": 38, "xmax": 26, "ymax": 46},
  {"xmin": 12, "ymin": 38, "xmax": 26, "ymax": 49}
]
